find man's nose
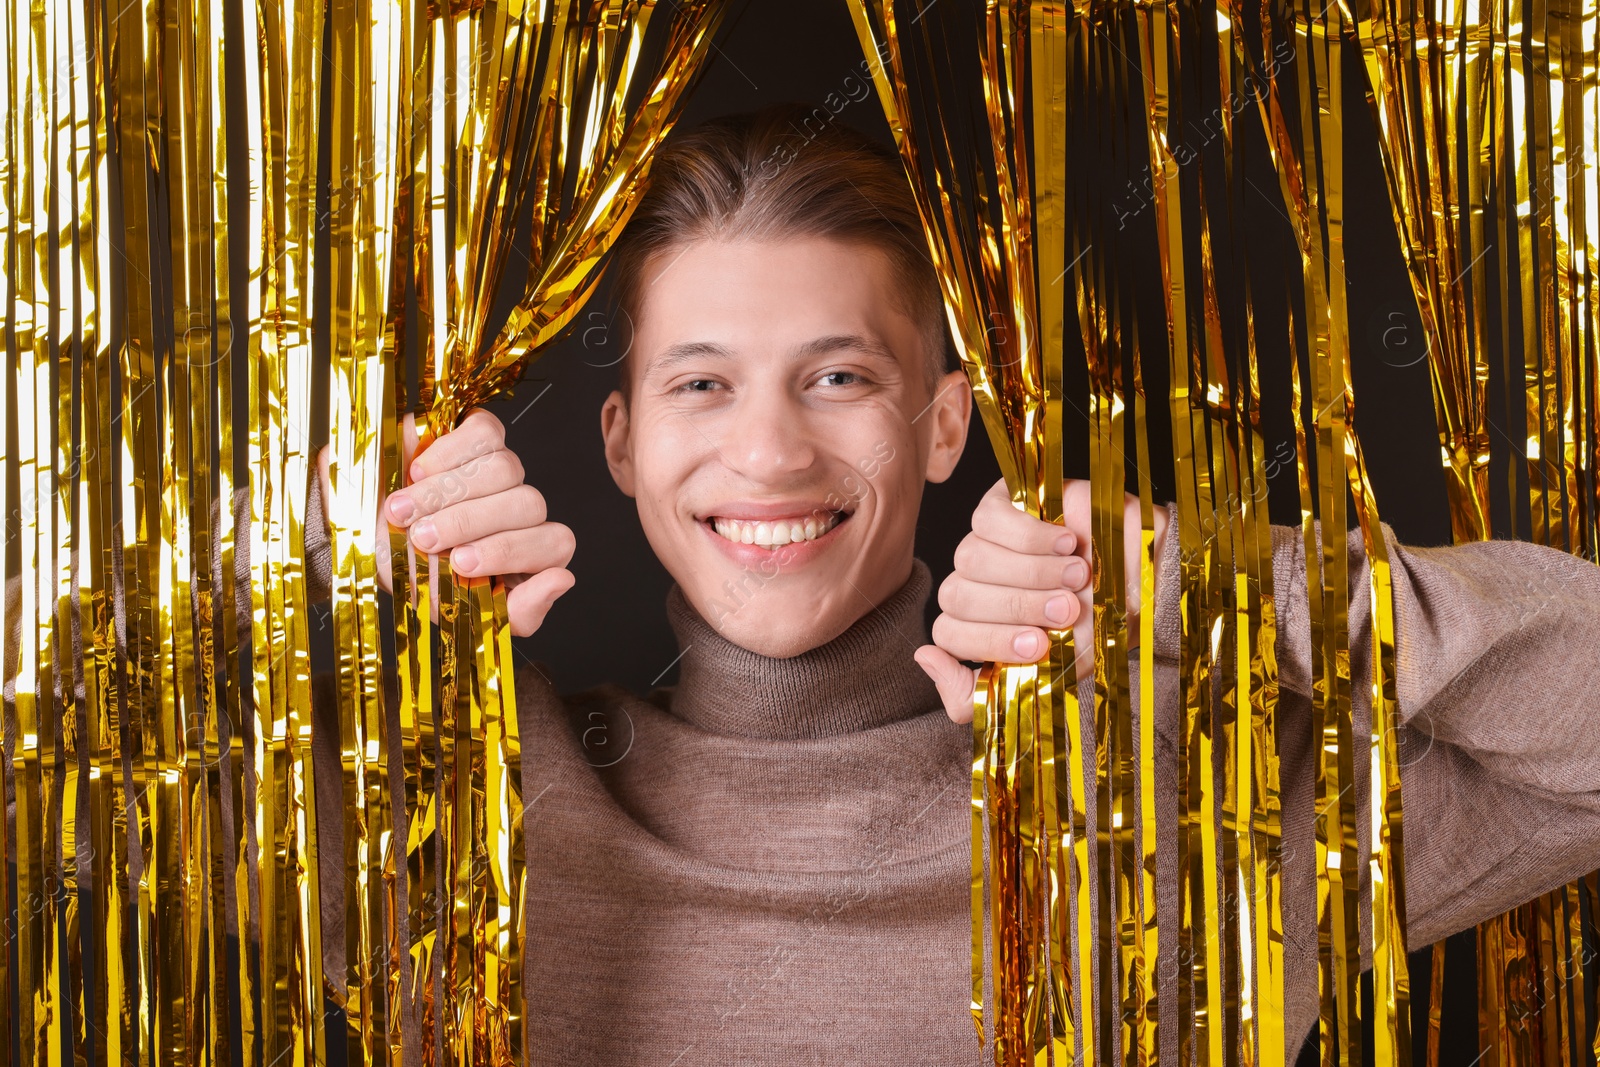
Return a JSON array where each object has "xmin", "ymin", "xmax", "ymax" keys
[{"xmin": 719, "ymin": 388, "xmax": 817, "ymax": 480}]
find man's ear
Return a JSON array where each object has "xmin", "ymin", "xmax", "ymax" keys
[
  {"xmin": 600, "ymin": 389, "xmax": 636, "ymax": 497},
  {"xmin": 921, "ymin": 369, "xmax": 971, "ymax": 483}
]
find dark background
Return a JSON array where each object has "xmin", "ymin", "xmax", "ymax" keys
[{"xmin": 473, "ymin": 4, "xmax": 1474, "ymax": 1060}]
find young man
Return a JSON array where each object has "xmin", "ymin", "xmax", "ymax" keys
[{"xmin": 332, "ymin": 107, "xmax": 1600, "ymax": 1062}]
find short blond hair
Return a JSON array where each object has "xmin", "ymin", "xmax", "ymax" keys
[{"xmin": 608, "ymin": 104, "xmax": 950, "ymax": 391}]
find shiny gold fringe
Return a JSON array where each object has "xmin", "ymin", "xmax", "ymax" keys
[
  {"xmin": 852, "ymin": 2, "xmax": 1412, "ymax": 1064},
  {"xmin": 326, "ymin": 2, "xmax": 404, "ymax": 1063},
  {"xmin": 246, "ymin": 0, "xmax": 327, "ymax": 1060},
  {"xmin": 1354, "ymin": 1, "xmax": 1600, "ymax": 1061},
  {"xmin": 388, "ymin": 5, "xmax": 723, "ymax": 1063},
  {"xmin": 848, "ymin": 6, "xmax": 1078, "ymax": 1062},
  {"xmin": 0, "ymin": 0, "xmax": 721, "ymax": 1063},
  {"xmin": 12, "ymin": 0, "xmax": 1599, "ymax": 1061}
]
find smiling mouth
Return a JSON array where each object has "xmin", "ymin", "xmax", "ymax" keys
[{"xmin": 707, "ymin": 510, "xmax": 849, "ymax": 548}]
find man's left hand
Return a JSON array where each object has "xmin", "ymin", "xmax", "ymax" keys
[{"xmin": 914, "ymin": 477, "xmax": 1168, "ymax": 724}]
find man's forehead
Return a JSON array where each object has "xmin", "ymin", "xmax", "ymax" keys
[{"xmin": 634, "ymin": 237, "xmax": 906, "ymax": 320}]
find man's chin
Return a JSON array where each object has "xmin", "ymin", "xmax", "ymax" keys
[{"xmin": 692, "ymin": 587, "xmax": 856, "ymax": 659}]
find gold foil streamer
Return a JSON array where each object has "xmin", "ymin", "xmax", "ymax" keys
[
  {"xmin": 1247, "ymin": 4, "xmax": 1414, "ymax": 1063},
  {"xmin": 855, "ymin": 2, "xmax": 1415, "ymax": 1064},
  {"xmin": 82, "ymin": 0, "xmax": 127, "ymax": 1055},
  {"xmin": 849, "ymin": 2, "xmax": 1148, "ymax": 1062},
  {"xmin": 0, "ymin": 0, "xmax": 718, "ymax": 1062},
  {"xmin": 10, "ymin": 0, "xmax": 53, "ymax": 1058},
  {"xmin": 109, "ymin": 0, "xmax": 165, "ymax": 1054},
  {"xmin": 205, "ymin": 0, "xmax": 252, "ymax": 1051},
  {"xmin": 390, "ymin": 2, "xmax": 724, "ymax": 1063},
  {"xmin": 1351, "ymin": 0, "xmax": 1494, "ymax": 544},
  {"xmin": 325, "ymin": 0, "xmax": 403, "ymax": 1063},
  {"xmin": 849, "ymin": 2, "xmax": 1069, "ymax": 1060},
  {"xmin": 1352, "ymin": 0, "xmax": 1600, "ymax": 1058},
  {"xmin": 53, "ymin": 0, "xmax": 89, "ymax": 1055},
  {"xmin": 0, "ymin": 7, "xmax": 17, "ymax": 1058},
  {"xmin": 244, "ymin": 0, "xmax": 327, "ymax": 1059},
  {"xmin": 1120, "ymin": 1, "xmax": 1300, "ymax": 1063}
]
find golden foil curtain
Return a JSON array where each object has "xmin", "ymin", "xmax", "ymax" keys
[
  {"xmin": 0, "ymin": 0, "xmax": 721, "ymax": 1063},
  {"xmin": 847, "ymin": 4, "xmax": 1077, "ymax": 1060},
  {"xmin": 1353, "ymin": 1, "xmax": 1600, "ymax": 1063},
  {"xmin": 376, "ymin": 1, "xmax": 724, "ymax": 1063},
  {"xmin": 851, "ymin": 1, "xmax": 1412, "ymax": 1063},
  {"xmin": 1256, "ymin": 6, "xmax": 1413, "ymax": 1063}
]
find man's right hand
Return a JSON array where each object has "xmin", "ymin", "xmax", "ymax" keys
[{"xmin": 338, "ymin": 408, "xmax": 576, "ymax": 638}]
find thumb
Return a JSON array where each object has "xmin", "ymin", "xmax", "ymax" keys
[{"xmin": 914, "ymin": 644, "xmax": 978, "ymax": 725}]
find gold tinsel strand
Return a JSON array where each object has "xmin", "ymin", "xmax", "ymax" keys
[
  {"xmin": 388, "ymin": 5, "xmax": 725, "ymax": 1062},
  {"xmin": 1354, "ymin": 1, "xmax": 1600, "ymax": 1061},
  {"xmin": 0, "ymin": 0, "xmax": 722, "ymax": 1063},
  {"xmin": 852, "ymin": 2, "xmax": 1413, "ymax": 1064}
]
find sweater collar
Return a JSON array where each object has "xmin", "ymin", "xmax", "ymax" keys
[{"xmin": 661, "ymin": 559, "xmax": 942, "ymax": 740}]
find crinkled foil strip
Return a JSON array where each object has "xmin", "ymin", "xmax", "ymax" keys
[
  {"xmin": 246, "ymin": 0, "xmax": 327, "ymax": 1060},
  {"xmin": 847, "ymin": 5, "xmax": 1076, "ymax": 1061},
  {"xmin": 852, "ymin": 2, "xmax": 1411, "ymax": 1065},
  {"xmin": 390, "ymin": 4, "xmax": 723, "ymax": 1063},
  {"xmin": 325, "ymin": 1, "xmax": 404, "ymax": 1063},
  {"xmin": 0, "ymin": 0, "xmax": 722, "ymax": 1063},
  {"xmin": 1354, "ymin": 0, "xmax": 1600, "ymax": 1061}
]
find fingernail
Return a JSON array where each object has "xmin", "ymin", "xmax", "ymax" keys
[
  {"xmin": 411, "ymin": 519, "xmax": 437, "ymax": 551},
  {"xmin": 409, "ymin": 460, "xmax": 426, "ymax": 483},
  {"xmin": 1044, "ymin": 595, "xmax": 1072, "ymax": 625},
  {"xmin": 1013, "ymin": 631, "xmax": 1043, "ymax": 659},
  {"xmin": 452, "ymin": 545, "xmax": 479, "ymax": 574},
  {"xmin": 1054, "ymin": 532, "xmax": 1076, "ymax": 554},
  {"xmin": 1064, "ymin": 558, "xmax": 1088, "ymax": 587},
  {"xmin": 388, "ymin": 493, "xmax": 415, "ymax": 525}
]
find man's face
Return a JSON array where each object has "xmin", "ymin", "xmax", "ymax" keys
[{"xmin": 600, "ymin": 236, "xmax": 970, "ymax": 658}]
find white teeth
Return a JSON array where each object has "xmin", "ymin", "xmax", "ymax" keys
[{"xmin": 709, "ymin": 511, "xmax": 842, "ymax": 548}]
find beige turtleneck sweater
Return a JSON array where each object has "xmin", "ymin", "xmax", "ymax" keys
[{"xmin": 303, "ymin": 508, "xmax": 1600, "ymax": 1064}]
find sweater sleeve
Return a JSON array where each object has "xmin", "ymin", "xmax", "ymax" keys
[
  {"xmin": 1151, "ymin": 507, "xmax": 1600, "ymax": 827},
  {"xmin": 1145, "ymin": 506, "xmax": 1600, "ymax": 1056},
  {"xmin": 1252, "ymin": 518, "xmax": 1600, "ymax": 915},
  {"xmin": 1372, "ymin": 529, "xmax": 1600, "ymax": 951},
  {"xmin": 1386, "ymin": 535, "xmax": 1600, "ymax": 791}
]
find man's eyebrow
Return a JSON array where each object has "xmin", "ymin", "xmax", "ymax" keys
[
  {"xmin": 646, "ymin": 340, "xmax": 736, "ymax": 374},
  {"xmin": 791, "ymin": 333, "xmax": 898, "ymax": 362},
  {"xmin": 648, "ymin": 335, "xmax": 896, "ymax": 372}
]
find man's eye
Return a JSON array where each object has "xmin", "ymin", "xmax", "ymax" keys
[
  {"xmin": 676, "ymin": 379, "xmax": 721, "ymax": 393},
  {"xmin": 819, "ymin": 371, "xmax": 861, "ymax": 387}
]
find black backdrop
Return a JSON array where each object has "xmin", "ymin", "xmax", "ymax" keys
[{"xmin": 463, "ymin": 3, "xmax": 1474, "ymax": 1059}]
